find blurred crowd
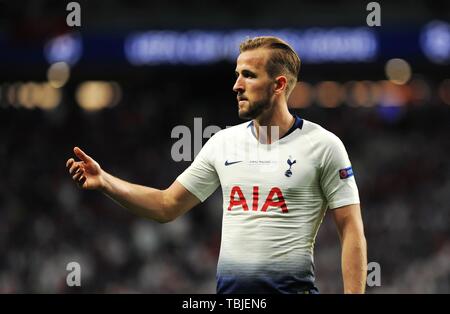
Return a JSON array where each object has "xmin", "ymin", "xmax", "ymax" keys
[{"xmin": 0, "ymin": 71, "xmax": 449, "ymax": 293}]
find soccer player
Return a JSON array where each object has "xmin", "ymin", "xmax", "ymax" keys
[{"xmin": 66, "ymin": 36, "xmax": 367, "ymax": 294}]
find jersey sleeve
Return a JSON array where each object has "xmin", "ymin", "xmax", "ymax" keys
[
  {"xmin": 176, "ymin": 133, "xmax": 220, "ymax": 202},
  {"xmin": 320, "ymin": 134, "xmax": 360, "ymax": 210}
]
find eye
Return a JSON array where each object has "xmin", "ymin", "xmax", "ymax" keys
[
  {"xmin": 242, "ymin": 70, "xmax": 256, "ymax": 78},
  {"xmin": 235, "ymin": 70, "xmax": 256, "ymax": 79}
]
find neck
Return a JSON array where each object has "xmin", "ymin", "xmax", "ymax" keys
[{"xmin": 252, "ymin": 101, "xmax": 294, "ymax": 144}]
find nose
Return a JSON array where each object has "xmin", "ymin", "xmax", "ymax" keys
[{"xmin": 233, "ymin": 76, "xmax": 244, "ymax": 94}]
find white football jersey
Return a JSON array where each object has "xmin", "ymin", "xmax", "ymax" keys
[{"xmin": 176, "ymin": 115, "xmax": 360, "ymax": 293}]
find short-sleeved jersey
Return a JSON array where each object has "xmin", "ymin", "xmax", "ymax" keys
[{"xmin": 176, "ymin": 116, "xmax": 360, "ymax": 294}]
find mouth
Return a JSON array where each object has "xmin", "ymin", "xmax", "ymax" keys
[
  {"xmin": 238, "ymin": 100, "xmax": 248, "ymax": 107},
  {"xmin": 237, "ymin": 96, "xmax": 248, "ymax": 104}
]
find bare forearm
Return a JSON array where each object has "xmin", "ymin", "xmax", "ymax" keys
[
  {"xmin": 66, "ymin": 147, "xmax": 195, "ymax": 222},
  {"xmin": 100, "ymin": 170, "xmax": 171, "ymax": 223},
  {"xmin": 341, "ymin": 233, "xmax": 367, "ymax": 293}
]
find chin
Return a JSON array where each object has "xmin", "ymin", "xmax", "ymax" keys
[
  {"xmin": 238, "ymin": 111, "xmax": 247, "ymax": 119},
  {"xmin": 238, "ymin": 108, "xmax": 253, "ymax": 120},
  {"xmin": 237, "ymin": 98, "xmax": 269, "ymax": 120},
  {"xmin": 238, "ymin": 114, "xmax": 249, "ymax": 120}
]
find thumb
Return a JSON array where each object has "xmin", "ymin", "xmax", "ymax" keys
[{"xmin": 74, "ymin": 146, "xmax": 92, "ymax": 163}]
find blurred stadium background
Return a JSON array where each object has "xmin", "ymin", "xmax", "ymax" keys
[{"xmin": 0, "ymin": 0, "xmax": 449, "ymax": 293}]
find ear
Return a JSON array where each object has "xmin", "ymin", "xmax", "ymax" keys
[{"xmin": 273, "ymin": 76, "xmax": 288, "ymax": 95}]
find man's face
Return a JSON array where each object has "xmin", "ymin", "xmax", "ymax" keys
[{"xmin": 233, "ymin": 48, "xmax": 275, "ymax": 119}]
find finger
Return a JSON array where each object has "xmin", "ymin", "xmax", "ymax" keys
[
  {"xmin": 73, "ymin": 173, "xmax": 83, "ymax": 181},
  {"xmin": 66, "ymin": 158, "xmax": 74, "ymax": 168},
  {"xmin": 74, "ymin": 147, "xmax": 92, "ymax": 163},
  {"xmin": 78, "ymin": 176, "xmax": 87, "ymax": 189},
  {"xmin": 69, "ymin": 164, "xmax": 80, "ymax": 175},
  {"xmin": 72, "ymin": 171, "xmax": 84, "ymax": 181},
  {"xmin": 69, "ymin": 163, "xmax": 84, "ymax": 175}
]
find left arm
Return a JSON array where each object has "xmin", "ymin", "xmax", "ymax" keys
[{"xmin": 331, "ymin": 203, "xmax": 367, "ymax": 294}]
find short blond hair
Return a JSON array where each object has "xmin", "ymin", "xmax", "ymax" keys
[{"xmin": 239, "ymin": 36, "xmax": 301, "ymax": 97}]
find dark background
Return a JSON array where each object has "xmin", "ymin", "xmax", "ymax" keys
[{"xmin": 0, "ymin": 0, "xmax": 449, "ymax": 293}]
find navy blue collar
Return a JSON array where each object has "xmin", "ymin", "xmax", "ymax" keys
[
  {"xmin": 282, "ymin": 114, "xmax": 303, "ymax": 139},
  {"xmin": 247, "ymin": 114, "xmax": 303, "ymax": 139}
]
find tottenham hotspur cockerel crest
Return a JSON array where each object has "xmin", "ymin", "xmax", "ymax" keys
[{"xmin": 285, "ymin": 156, "xmax": 296, "ymax": 177}]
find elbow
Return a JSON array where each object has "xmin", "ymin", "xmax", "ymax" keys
[
  {"xmin": 157, "ymin": 188, "xmax": 183, "ymax": 224},
  {"xmin": 353, "ymin": 232, "xmax": 368, "ymax": 262},
  {"xmin": 358, "ymin": 228, "xmax": 367, "ymax": 248},
  {"xmin": 153, "ymin": 209, "xmax": 176, "ymax": 224},
  {"xmin": 155, "ymin": 195, "xmax": 176, "ymax": 224},
  {"xmin": 354, "ymin": 230, "xmax": 367, "ymax": 251},
  {"xmin": 342, "ymin": 226, "xmax": 367, "ymax": 250},
  {"xmin": 155, "ymin": 215, "xmax": 175, "ymax": 224},
  {"xmin": 362, "ymin": 234, "xmax": 368, "ymax": 253}
]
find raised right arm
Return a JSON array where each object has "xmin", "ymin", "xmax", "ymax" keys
[{"xmin": 66, "ymin": 147, "xmax": 200, "ymax": 223}]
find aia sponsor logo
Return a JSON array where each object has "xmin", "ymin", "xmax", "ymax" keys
[{"xmin": 227, "ymin": 186, "xmax": 288, "ymax": 213}]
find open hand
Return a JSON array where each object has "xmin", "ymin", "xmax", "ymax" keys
[{"xmin": 66, "ymin": 147, "xmax": 104, "ymax": 190}]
